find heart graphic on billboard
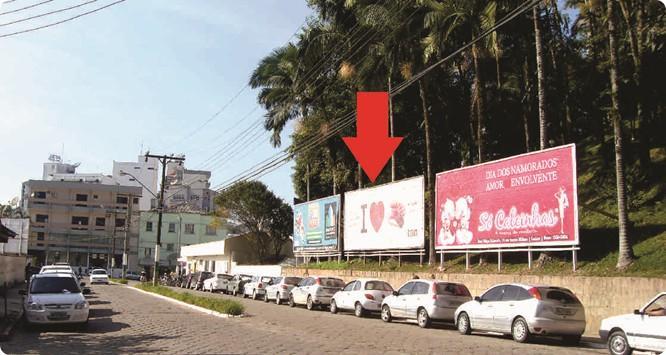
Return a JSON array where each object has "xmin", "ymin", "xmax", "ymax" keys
[{"xmin": 370, "ymin": 201, "xmax": 384, "ymax": 232}]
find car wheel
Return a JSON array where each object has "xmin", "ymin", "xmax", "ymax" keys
[
  {"xmin": 608, "ymin": 330, "xmax": 632, "ymax": 355},
  {"xmin": 354, "ymin": 302, "xmax": 365, "ymax": 317},
  {"xmin": 417, "ymin": 308, "xmax": 431, "ymax": 328},
  {"xmin": 381, "ymin": 305, "xmax": 392, "ymax": 322},
  {"xmin": 288, "ymin": 294, "xmax": 296, "ymax": 308},
  {"xmin": 511, "ymin": 317, "xmax": 531, "ymax": 343},
  {"xmin": 276, "ymin": 293, "xmax": 282, "ymax": 305},
  {"xmin": 457, "ymin": 312, "xmax": 472, "ymax": 335},
  {"xmin": 263, "ymin": 293, "xmax": 269, "ymax": 303},
  {"xmin": 330, "ymin": 300, "xmax": 338, "ymax": 314},
  {"xmin": 306, "ymin": 295, "xmax": 315, "ymax": 311},
  {"xmin": 562, "ymin": 335, "xmax": 581, "ymax": 346}
]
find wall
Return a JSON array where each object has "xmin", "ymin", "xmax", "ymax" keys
[
  {"xmin": 283, "ymin": 267, "xmax": 666, "ymax": 337},
  {"xmin": 232, "ymin": 264, "xmax": 282, "ymax": 276},
  {"xmin": 0, "ymin": 218, "xmax": 29, "ymax": 255},
  {"xmin": 0, "ymin": 255, "xmax": 27, "ymax": 286}
]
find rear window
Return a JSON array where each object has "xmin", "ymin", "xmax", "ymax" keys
[
  {"xmin": 284, "ymin": 277, "xmax": 301, "ymax": 285},
  {"xmin": 218, "ymin": 274, "xmax": 232, "ymax": 280},
  {"xmin": 319, "ymin": 278, "xmax": 345, "ymax": 287},
  {"xmin": 91, "ymin": 270, "xmax": 107, "ymax": 275},
  {"xmin": 542, "ymin": 288, "xmax": 580, "ymax": 304},
  {"xmin": 260, "ymin": 276, "xmax": 273, "ymax": 283},
  {"xmin": 365, "ymin": 281, "xmax": 393, "ymax": 291},
  {"xmin": 436, "ymin": 283, "xmax": 471, "ymax": 297},
  {"xmin": 241, "ymin": 275, "xmax": 252, "ymax": 281},
  {"xmin": 31, "ymin": 277, "xmax": 80, "ymax": 294}
]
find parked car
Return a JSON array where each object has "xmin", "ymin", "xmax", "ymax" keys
[
  {"xmin": 193, "ymin": 271, "xmax": 214, "ymax": 291},
  {"xmin": 226, "ymin": 274, "xmax": 252, "ymax": 296},
  {"xmin": 203, "ymin": 273, "xmax": 233, "ymax": 292},
  {"xmin": 599, "ymin": 292, "xmax": 666, "ymax": 355},
  {"xmin": 40, "ymin": 265, "xmax": 73, "ymax": 274},
  {"xmin": 125, "ymin": 271, "xmax": 141, "ymax": 281},
  {"xmin": 243, "ymin": 275, "xmax": 275, "ymax": 300},
  {"xmin": 89, "ymin": 269, "xmax": 110, "ymax": 284},
  {"xmin": 264, "ymin": 276, "xmax": 302, "ymax": 305},
  {"xmin": 331, "ymin": 279, "xmax": 394, "ymax": 317},
  {"xmin": 21, "ymin": 273, "xmax": 90, "ymax": 326},
  {"xmin": 454, "ymin": 283, "xmax": 585, "ymax": 344},
  {"xmin": 289, "ymin": 276, "xmax": 345, "ymax": 310},
  {"xmin": 381, "ymin": 279, "xmax": 471, "ymax": 328}
]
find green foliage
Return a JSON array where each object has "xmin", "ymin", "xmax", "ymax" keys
[
  {"xmin": 110, "ymin": 278, "xmax": 128, "ymax": 284},
  {"xmin": 135, "ymin": 284, "xmax": 245, "ymax": 316}
]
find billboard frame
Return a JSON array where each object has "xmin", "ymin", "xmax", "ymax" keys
[{"xmin": 293, "ymin": 194, "xmax": 341, "ymax": 256}]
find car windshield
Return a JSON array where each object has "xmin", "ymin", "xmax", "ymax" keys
[
  {"xmin": 284, "ymin": 277, "xmax": 301, "ymax": 285},
  {"xmin": 319, "ymin": 278, "xmax": 345, "ymax": 287},
  {"xmin": 218, "ymin": 274, "xmax": 232, "ymax": 279},
  {"xmin": 365, "ymin": 281, "xmax": 393, "ymax": 291},
  {"xmin": 436, "ymin": 283, "xmax": 471, "ymax": 297},
  {"xmin": 540, "ymin": 288, "xmax": 580, "ymax": 304},
  {"xmin": 260, "ymin": 277, "xmax": 273, "ymax": 283},
  {"xmin": 31, "ymin": 277, "xmax": 80, "ymax": 294},
  {"xmin": 240, "ymin": 275, "xmax": 252, "ymax": 281},
  {"xmin": 91, "ymin": 270, "xmax": 107, "ymax": 275}
]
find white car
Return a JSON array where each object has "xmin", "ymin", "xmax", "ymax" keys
[
  {"xmin": 243, "ymin": 275, "xmax": 275, "ymax": 300},
  {"xmin": 289, "ymin": 276, "xmax": 345, "ymax": 310},
  {"xmin": 381, "ymin": 279, "xmax": 472, "ymax": 328},
  {"xmin": 89, "ymin": 269, "xmax": 110, "ymax": 284},
  {"xmin": 454, "ymin": 283, "xmax": 586, "ymax": 344},
  {"xmin": 264, "ymin": 276, "xmax": 302, "ymax": 305},
  {"xmin": 600, "ymin": 292, "xmax": 666, "ymax": 355},
  {"xmin": 22, "ymin": 273, "xmax": 90, "ymax": 326},
  {"xmin": 331, "ymin": 278, "xmax": 394, "ymax": 317},
  {"xmin": 40, "ymin": 265, "xmax": 73, "ymax": 274},
  {"xmin": 203, "ymin": 273, "xmax": 233, "ymax": 292}
]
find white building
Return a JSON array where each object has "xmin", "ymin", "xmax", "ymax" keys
[
  {"xmin": 112, "ymin": 156, "xmax": 159, "ymax": 211},
  {"xmin": 163, "ymin": 162, "xmax": 215, "ymax": 213},
  {"xmin": 0, "ymin": 218, "xmax": 29, "ymax": 255}
]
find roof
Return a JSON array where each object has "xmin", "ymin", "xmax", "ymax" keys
[
  {"xmin": 0, "ymin": 219, "xmax": 17, "ymax": 242},
  {"xmin": 33, "ymin": 272, "xmax": 77, "ymax": 279}
]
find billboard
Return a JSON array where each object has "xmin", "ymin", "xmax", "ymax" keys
[
  {"xmin": 344, "ymin": 176, "xmax": 424, "ymax": 251},
  {"xmin": 293, "ymin": 195, "xmax": 340, "ymax": 252},
  {"xmin": 435, "ymin": 144, "xmax": 578, "ymax": 250}
]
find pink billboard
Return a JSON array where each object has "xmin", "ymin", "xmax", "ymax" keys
[{"xmin": 435, "ymin": 144, "xmax": 578, "ymax": 250}]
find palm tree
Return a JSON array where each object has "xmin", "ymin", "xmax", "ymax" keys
[
  {"xmin": 533, "ymin": 4, "xmax": 548, "ymax": 150},
  {"xmin": 607, "ymin": 0, "xmax": 634, "ymax": 270}
]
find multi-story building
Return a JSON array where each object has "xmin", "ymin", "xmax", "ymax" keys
[
  {"xmin": 21, "ymin": 180, "xmax": 142, "ymax": 271},
  {"xmin": 112, "ymin": 156, "xmax": 159, "ymax": 211},
  {"xmin": 163, "ymin": 161, "xmax": 216, "ymax": 213},
  {"xmin": 138, "ymin": 211, "xmax": 227, "ymax": 272}
]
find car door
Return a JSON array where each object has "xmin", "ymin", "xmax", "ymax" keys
[
  {"xmin": 493, "ymin": 285, "xmax": 522, "ymax": 333},
  {"xmin": 339, "ymin": 281, "xmax": 356, "ymax": 309},
  {"xmin": 474, "ymin": 286, "xmax": 505, "ymax": 331},
  {"xmin": 392, "ymin": 282, "xmax": 415, "ymax": 317},
  {"xmin": 294, "ymin": 278, "xmax": 311, "ymax": 304},
  {"xmin": 634, "ymin": 294, "xmax": 666, "ymax": 352},
  {"xmin": 405, "ymin": 282, "xmax": 430, "ymax": 319}
]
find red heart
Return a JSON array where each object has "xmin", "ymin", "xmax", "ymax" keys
[{"xmin": 369, "ymin": 201, "xmax": 384, "ymax": 233}]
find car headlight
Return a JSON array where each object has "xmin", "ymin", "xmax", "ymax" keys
[
  {"xmin": 28, "ymin": 302, "xmax": 43, "ymax": 311},
  {"xmin": 75, "ymin": 301, "xmax": 88, "ymax": 309}
]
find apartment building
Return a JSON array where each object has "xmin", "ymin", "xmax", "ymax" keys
[
  {"xmin": 112, "ymin": 155, "xmax": 159, "ymax": 211},
  {"xmin": 21, "ymin": 180, "xmax": 142, "ymax": 271},
  {"xmin": 163, "ymin": 161, "xmax": 216, "ymax": 213}
]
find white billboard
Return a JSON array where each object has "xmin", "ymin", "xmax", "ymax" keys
[{"xmin": 343, "ymin": 176, "xmax": 425, "ymax": 251}]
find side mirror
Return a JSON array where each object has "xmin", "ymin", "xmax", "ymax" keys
[
  {"xmin": 80, "ymin": 282, "xmax": 86, "ymax": 287},
  {"xmin": 82, "ymin": 288, "xmax": 91, "ymax": 295},
  {"xmin": 18, "ymin": 290, "xmax": 27, "ymax": 296},
  {"xmin": 392, "ymin": 291, "xmax": 399, "ymax": 296},
  {"xmin": 633, "ymin": 309, "xmax": 642, "ymax": 315},
  {"xmin": 474, "ymin": 296, "xmax": 482, "ymax": 302}
]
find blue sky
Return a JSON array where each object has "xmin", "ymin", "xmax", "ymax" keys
[{"xmin": 0, "ymin": 0, "xmax": 313, "ymax": 204}]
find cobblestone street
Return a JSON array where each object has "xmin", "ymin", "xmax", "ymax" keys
[{"xmin": 0, "ymin": 283, "xmax": 607, "ymax": 354}]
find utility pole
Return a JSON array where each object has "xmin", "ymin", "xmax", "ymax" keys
[
  {"xmin": 145, "ymin": 153, "xmax": 185, "ymax": 286},
  {"xmin": 122, "ymin": 194, "xmax": 133, "ymax": 279}
]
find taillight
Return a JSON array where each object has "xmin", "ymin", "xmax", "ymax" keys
[
  {"xmin": 258, "ymin": 283, "xmax": 263, "ymax": 289},
  {"xmin": 431, "ymin": 283, "xmax": 438, "ymax": 300},
  {"xmin": 281, "ymin": 285, "xmax": 288, "ymax": 290},
  {"xmin": 315, "ymin": 278, "xmax": 321, "ymax": 285},
  {"xmin": 528, "ymin": 287, "xmax": 542, "ymax": 300},
  {"xmin": 364, "ymin": 294, "xmax": 375, "ymax": 300}
]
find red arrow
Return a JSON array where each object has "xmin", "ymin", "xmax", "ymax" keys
[{"xmin": 342, "ymin": 92, "xmax": 403, "ymax": 183}]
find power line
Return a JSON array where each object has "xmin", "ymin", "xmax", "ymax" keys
[
  {"xmin": 0, "ymin": 0, "xmax": 127, "ymax": 39},
  {"xmin": 0, "ymin": 0, "xmax": 54, "ymax": 16},
  {"xmin": 0, "ymin": 0, "xmax": 98, "ymax": 27}
]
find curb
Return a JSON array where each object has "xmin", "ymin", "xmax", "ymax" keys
[{"xmin": 126, "ymin": 286, "xmax": 243, "ymax": 319}]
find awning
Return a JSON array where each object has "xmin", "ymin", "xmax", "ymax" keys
[{"xmin": 0, "ymin": 220, "xmax": 17, "ymax": 243}]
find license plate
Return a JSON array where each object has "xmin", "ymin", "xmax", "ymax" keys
[
  {"xmin": 555, "ymin": 307, "xmax": 575, "ymax": 316},
  {"xmin": 48, "ymin": 312, "xmax": 69, "ymax": 320}
]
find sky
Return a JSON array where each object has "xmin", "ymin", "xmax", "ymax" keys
[{"xmin": 0, "ymin": 0, "xmax": 313, "ymax": 204}]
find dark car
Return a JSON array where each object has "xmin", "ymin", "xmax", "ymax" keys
[{"xmin": 194, "ymin": 272, "xmax": 214, "ymax": 291}]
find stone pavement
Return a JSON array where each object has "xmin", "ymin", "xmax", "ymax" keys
[{"xmin": 0, "ymin": 282, "xmax": 607, "ymax": 354}]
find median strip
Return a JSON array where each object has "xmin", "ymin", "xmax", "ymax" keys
[{"xmin": 130, "ymin": 284, "xmax": 244, "ymax": 318}]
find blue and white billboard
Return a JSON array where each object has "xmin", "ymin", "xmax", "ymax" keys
[{"xmin": 293, "ymin": 195, "xmax": 340, "ymax": 252}]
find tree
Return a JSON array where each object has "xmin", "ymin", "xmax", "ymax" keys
[{"xmin": 215, "ymin": 181, "xmax": 293, "ymax": 263}]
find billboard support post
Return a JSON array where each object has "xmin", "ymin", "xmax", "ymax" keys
[
  {"xmin": 440, "ymin": 252, "xmax": 444, "ymax": 268},
  {"xmin": 497, "ymin": 250, "xmax": 502, "ymax": 271},
  {"xmin": 572, "ymin": 250, "xmax": 577, "ymax": 271},
  {"xmin": 465, "ymin": 252, "xmax": 470, "ymax": 270},
  {"xmin": 528, "ymin": 247, "xmax": 533, "ymax": 269}
]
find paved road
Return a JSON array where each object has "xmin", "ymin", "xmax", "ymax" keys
[{"xmin": 1, "ymin": 283, "xmax": 606, "ymax": 354}]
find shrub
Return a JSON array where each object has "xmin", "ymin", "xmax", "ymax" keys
[{"xmin": 135, "ymin": 284, "xmax": 244, "ymax": 316}]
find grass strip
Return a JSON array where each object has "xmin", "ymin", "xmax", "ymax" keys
[
  {"xmin": 109, "ymin": 278, "xmax": 128, "ymax": 284},
  {"xmin": 134, "ymin": 283, "xmax": 244, "ymax": 316}
]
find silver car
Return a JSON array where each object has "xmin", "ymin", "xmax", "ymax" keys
[
  {"xmin": 289, "ymin": 276, "xmax": 345, "ymax": 310},
  {"xmin": 22, "ymin": 273, "xmax": 91, "ymax": 326},
  {"xmin": 381, "ymin": 279, "xmax": 472, "ymax": 328},
  {"xmin": 243, "ymin": 275, "xmax": 274, "ymax": 300},
  {"xmin": 454, "ymin": 283, "xmax": 586, "ymax": 344},
  {"xmin": 263, "ymin": 276, "xmax": 302, "ymax": 305}
]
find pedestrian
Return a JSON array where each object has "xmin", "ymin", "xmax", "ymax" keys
[{"xmin": 78, "ymin": 266, "xmax": 83, "ymax": 276}]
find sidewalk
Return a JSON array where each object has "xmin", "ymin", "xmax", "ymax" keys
[{"xmin": 0, "ymin": 284, "xmax": 25, "ymax": 341}]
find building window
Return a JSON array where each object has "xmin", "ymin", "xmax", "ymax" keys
[
  {"xmin": 93, "ymin": 194, "xmax": 99, "ymax": 199},
  {"xmin": 147, "ymin": 167, "xmax": 155, "ymax": 170},
  {"xmin": 133, "ymin": 166, "xmax": 141, "ymax": 170},
  {"xmin": 146, "ymin": 222, "xmax": 153, "ymax": 232},
  {"xmin": 36, "ymin": 232, "xmax": 45, "ymax": 241},
  {"xmin": 95, "ymin": 217, "xmax": 106, "ymax": 227},
  {"xmin": 75, "ymin": 194, "xmax": 88, "ymax": 201},
  {"xmin": 190, "ymin": 195, "xmax": 199, "ymax": 201},
  {"xmin": 166, "ymin": 243, "xmax": 174, "ymax": 252},
  {"xmin": 184, "ymin": 224, "xmax": 194, "ymax": 234},
  {"xmin": 71, "ymin": 216, "xmax": 89, "ymax": 225},
  {"xmin": 133, "ymin": 197, "xmax": 139, "ymax": 205},
  {"xmin": 116, "ymin": 196, "xmax": 128, "ymax": 204},
  {"xmin": 144, "ymin": 248, "xmax": 152, "ymax": 256},
  {"xmin": 172, "ymin": 194, "xmax": 184, "ymax": 201},
  {"xmin": 115, "ymin": 218, "xmax": 126, "ymax": 228},
  {"xmin": 206, "ymin": 225, "xmax": 216, "ymax": 235},
  {"xmin": 168, "ymin": 223, "xmax": 176, "ymax": 233},
  {"xmin": 35, "ymin": 214, "xmax": 48, "ymax": 223},
  {"xmin": 33, "ymin": 191, "xmax": 47, "ymax": 199},
  {"xmin": 36, "ymin": 243, "xmax": 44, "ymax": 247}
]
